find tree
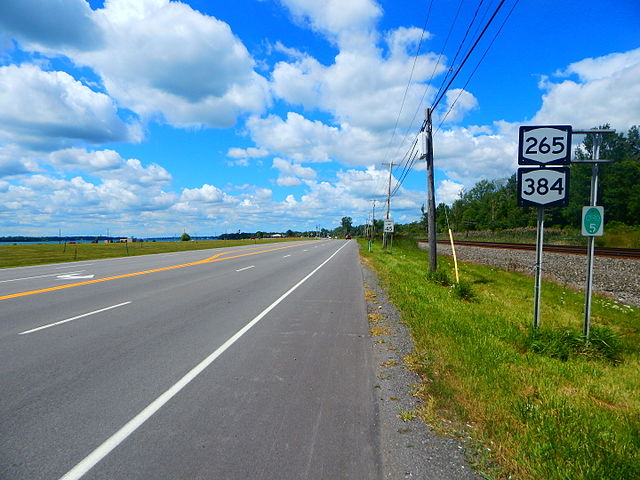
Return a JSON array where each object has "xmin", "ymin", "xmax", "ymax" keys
[
  {"xmin": 341, "ymin": 216, "xmax": 353, "ymax": 234},
  {"xmin": 181, "ymin": 232, "xmax": 191, "ymax": 241}
]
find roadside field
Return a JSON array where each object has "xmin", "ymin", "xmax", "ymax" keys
[
  {"xmin": 0, "ymin": 238, "xmax": 310, "ymax": 269},
  {"xmin": 359, "ymin": 238, "xmax": 639, "ymax": 480}
]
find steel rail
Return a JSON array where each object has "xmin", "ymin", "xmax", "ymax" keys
[{"xmin": 435, "ymin": 240, "xmax": 640, "ymax": 259}]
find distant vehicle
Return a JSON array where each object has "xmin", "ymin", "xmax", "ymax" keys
[{"xmin": 345, "ymin": 235, "xmax": 351, "ymax": 239}]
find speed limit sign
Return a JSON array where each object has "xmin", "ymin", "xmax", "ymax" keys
[
  {"xmin": 517, "ymin": 167, "xmax": 570, "ymax": 207},
  {"xmin": 518, "ymin": 125, "xmax": 572, "ymax": 165}
]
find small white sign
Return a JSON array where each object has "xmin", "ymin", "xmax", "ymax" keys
[
  {"xmin": 384, "ymin": 219, "xmax": 394, "ymax": 233},
  {"xmin": 518, "ymin": 125, "xmax": 572, "ymax": 165},
  {"xmin": 582, "ymin": 206, "xmax": 604, "ymax": 236}
]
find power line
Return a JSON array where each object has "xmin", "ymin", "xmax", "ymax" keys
[
  {"xmin": 430, "ymin": 0, "xmax": 507, "ymax": 111},
  {"xmin": 380, "ymin": 0, "xmax": 434, "ymax": 200},
  {"xmin": 387, "ymin": 0, "xmax": 516, "ymax": 200},
  {"xmin": 435, "ymin": 0, "xmax": 520, "ymax": 133},
  {"xmin": 395, "ymin": 0, "xmax": 465, "ymax": 167},
  {"xmin": 385, "ymin": 0, "xmax": 434, "ymax": 152},
  {"xmin": 432, "ymin": 0, "xmax": 486, "ymax": 108}
]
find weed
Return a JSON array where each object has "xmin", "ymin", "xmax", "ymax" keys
[
  {"xmin": 398, "ymin": 410, "xmax": 417, "ymax": 422},
  {"xmin": 380, "ymin": 360, "xmax": 398, "ymax": 367},
  {"xmin": 370, "ymin": 326, "xmax": 391, "ymax": 336},
  {"xmin": 451, "ymin": 281, "xmax": 477, "ymax": 302},
  {"xmin": 427, "ymin": 269, "xmax": 451, "ymax": 286}
]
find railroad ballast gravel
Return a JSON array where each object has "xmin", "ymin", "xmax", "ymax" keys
[{"xmin": 422, "ymin": 243, "xmax": 640, "ymax": 307}]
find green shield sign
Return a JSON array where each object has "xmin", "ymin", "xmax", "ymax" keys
[{"xmin": 582, "ymin": 206, "xmax": 604, "ymax": 236}]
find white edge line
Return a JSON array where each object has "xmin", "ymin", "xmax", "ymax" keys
[
  {"xmin": 58, "ymin": 241, "xmax": 350, "ymax": 480},
  {"xmin": 235, "ymin": 265, "xmax": 255, "ymax": 272},
  {"xmin": 19, "ymin": 301, "xmax": 132, "ymax": 335}
]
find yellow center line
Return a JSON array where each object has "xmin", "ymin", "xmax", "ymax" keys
[{"xmin": 0, "ymin": 243, "xmax": 307, "ymax": 301}]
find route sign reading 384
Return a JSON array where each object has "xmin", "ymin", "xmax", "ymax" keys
[
  {"xmin": 518, "ymin": 125, "xmax": 572, "ymax": 165},
  {"xmin": 517, "ymin": 167, "xmax": 570, "ymax": 207}
]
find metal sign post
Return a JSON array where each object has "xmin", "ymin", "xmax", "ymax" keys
[
  {"xmin": 517, "ymin": 125, "xmax": 572, "ymax": 330},
  {"xmin": 572, "ymin": 128, "xmax": 614, "ymax": 339},
  {"xmin": 383, "ymin": 219, "xmax": 394, "ymax": 254},
  {"xmin": 533, "ymin": 208, "xmax": 545, "ymax": 329}
]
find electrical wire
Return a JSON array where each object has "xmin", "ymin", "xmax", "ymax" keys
[
  {"xmin": 430, "ymin": 0, "xmax": 507, "ymax": 111},
  {"xmin": 378, "ymin": 0, "xmax": 435, "ymax": 203},
  {"xmin": 396, "ymin": 0, "xmax": 465, "ymax": 160},
  {"xmin": 387, "ymin": 0, "xmax": 516, "ymax": 199},
  {"xmin": 385, "ymin": 0, "xmax": 434, "ymax": 154},
  {"xmin": 431, "ymin": 0, "xmax": 485, "ymax": 108},
  {"xmin": 435, "ymin": 0, "xmax": 520, "ymax": 134}
]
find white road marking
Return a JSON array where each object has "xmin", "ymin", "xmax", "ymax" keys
[
  {"xmin": 303, "ymin": 249, "xmax": 308, "ymax": 252},
  {"xmin": 235, "ymin": 265, "xmax": 255, "ymax": 272},
  {"xmin": 0, "ymin": 271, "xmax": 85, "ymax": 284},
  {"xmin": 54, "ymin": 264, "xmax": 94, "ymax": 269},
  {"xmin": 283, "ymin": 254, "xmax": 291, "ymax": 258},
  {"xmin": 57, "ymin": 241, "xmax": 350, "ymax": 480},
  {"xmin": 19, "ymin": 301, "xmax": 132, "ymax": 335},
  {"xmin": 56, "ymin": 273, "xmax": 95, "ymax": 280}
]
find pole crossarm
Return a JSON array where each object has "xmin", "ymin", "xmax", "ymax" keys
[{"xmin": 572, "ymin": 129, "xmax": 616, "ymax": 135}]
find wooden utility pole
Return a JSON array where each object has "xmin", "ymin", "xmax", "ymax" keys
[
  {"xmin": 382, "ymin": 162, "xmax": 398, "ymax": 249},
  {"xmin": 424, "ymin": 109, "xmax": 437, "ymax": 272},
  {"xmin": 371, "ymin": 200, "xmax": 377, "ymax": 241}
]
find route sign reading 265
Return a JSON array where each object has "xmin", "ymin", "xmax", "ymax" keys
[
  {"xmin": 518, "ymin": 125, "xmax": 572, "ymax": 165},
  {"xmin": 517, "ymin": 167, "xmax": 570, "ymax": 207}
]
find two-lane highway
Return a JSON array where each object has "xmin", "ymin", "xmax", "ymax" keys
[{"xmin": 1, "ymin": 240, "xmax": 381, "ymax": 479}]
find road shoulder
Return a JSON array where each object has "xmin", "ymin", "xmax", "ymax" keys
[{"xmin": 361, "ymin": 260, "xmax": 482, "ymax": 479}]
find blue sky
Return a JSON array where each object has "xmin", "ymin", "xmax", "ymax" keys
[{"xmin": 0, "ymin": 0, "xmax": 638, "ymax": 237}]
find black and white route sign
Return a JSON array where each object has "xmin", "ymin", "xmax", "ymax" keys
[
  {"xmin": 517, "ymin": 167, "xmax": 570, "ymax": 207},
  {"xmin": 518, "ymin": 125, "xmax": 572, "ymax": 165}
]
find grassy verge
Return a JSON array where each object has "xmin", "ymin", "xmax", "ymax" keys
[
  {"xmin": 0, "ymin": 238, "xmax": 309, "ymax": 269},
  {"xmin": 359, "ymin": 238, "xmax": 639, "ymax": 480}
]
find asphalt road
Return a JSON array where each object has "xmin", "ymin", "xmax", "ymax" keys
[{"xmin": 0, "ymin": 240, "xmax": 381, "ymax": 479}]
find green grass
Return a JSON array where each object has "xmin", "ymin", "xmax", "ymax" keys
[
  {"xmin": 0, "ymin": 238, "xmax": 308, "ymax": 269},
  {"xmin": 359, "ymin": 238, "xmax": 639, "ymax": 480},
  {"xmin": 596, "ymin": 223, "xmax": 640, "ymax": 248}
]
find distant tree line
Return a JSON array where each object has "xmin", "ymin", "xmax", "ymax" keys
[
  {"xmin": 333, "ymin": 125, "xmax": 638, "ymax": 238},
  {"xmin": 436, "ymin": 125, "xmax": 639, "ymax": 232}
]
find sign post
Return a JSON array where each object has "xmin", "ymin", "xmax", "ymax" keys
[
  {"xmin": 573, "ymin": 128, "xmax": 615, "ymax": 339},
  {"xmin": 517, "ymin": 125, "xmax": 572, "ymax": 330},
  {"xmin": 384, "ymin": 219, "xmax": 394, "ymax": 253}
]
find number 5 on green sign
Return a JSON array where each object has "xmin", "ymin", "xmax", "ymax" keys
[{"xmin": 581, "ymin": 206, "xmax": 604, "ymax": 236}]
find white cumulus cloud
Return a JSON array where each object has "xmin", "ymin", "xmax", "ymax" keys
[
  {"xmin": 0, "ymin": 64, "xmax": 140, "ymax": 150},
  {"xmin": 533, "ymin": 48, "xmax": 640, "ymax": 131}
]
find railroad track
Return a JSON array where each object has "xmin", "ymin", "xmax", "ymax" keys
[{"xmin": 435, "ymin": 240, "xmax": 640, "ymax": 259}]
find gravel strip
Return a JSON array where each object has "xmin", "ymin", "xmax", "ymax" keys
[
  {"xmin": 361, "ymin": 261, "xmax": 482, "ymax": 480},
  {"xmin": 421, "ymin": 242, "xmax": 640, "ymax": 307}
]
